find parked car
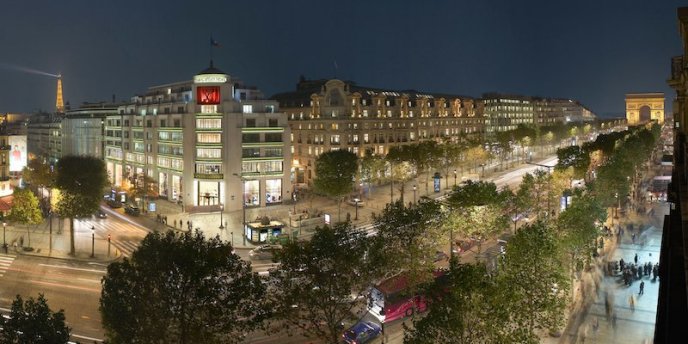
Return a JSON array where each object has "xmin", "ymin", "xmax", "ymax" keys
[
  {"xmin": 124, "ymin": 205, "xmax": 140, "ymax": 216},
  {"xmin": 106, "ymin": 199, "xmax": 122, "ymax": 208},
  {"xmin": 342, "ymin": 321, "xmax": 382, "ymax": 344},
  {"xmin": 248, "ymin": 244, "xmax": 282, "ymax": 261}
]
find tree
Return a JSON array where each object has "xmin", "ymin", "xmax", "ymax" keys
[
  {"xmin": 556, "ymin": 193, "xmax": 607, "ymax": 273},
  {"xmin": 128, "ymin": 173, "xmax": 158, "ymax": 209},
  {"xmin": 555, "ymin": 145, "xmax": 590, "ymax": 180},
  {"xmin": 386, "ymin": 146, "xmax": 415, "ymax": 204},
  {"xmin": 359, "ymin": 149, "xmax": 386, "ymax": 198},
  {"xmin": 0, "ymin": 294, "xmax": 70, "ymax": 344},
  {"xmin": 313, "ymin": 150, "xmax": 358, "ymax": 222},
  {"xmin": 513, "ymin": 124, "xmax": 537, "ymax": 162},
  {"xmin": 372, "ymin": 199, "xmax": 446, "ymax": 282},
  {"xmin": 464, "ymin": 145, "xmax": 491, "ymax": 177},
  {"xmin": 6, "ymin": 188, "xmax": 43, "ymax": 249},
  {"xmin": 498, "ymin": 222, "xmax": 568, "ymax": 342},
  {"xmin": 268, "ymin": 223, "xmax": 373, "ymax": 344},
  {"xmin": 494, "ymin": 131, "xmax": 513, "ymax": 169},
  {"xmin": 54, "ymin": 156, "xmax": 109, "ymax": 255},
  {"xmin": 6, "ymin": 188, "xmax": 42, "ymax": 226},
  {"xmin": 500, "ymin": 186, "xmax": 530, "ymax": 233},
  {"xmin": 100, "ymin": 230, "xmax": 266, "ymax": 344},
  {"xmin": 434, "ymin": 141, "xmax": 464, "ymax": 190},
  {"xmin": 417, "ymin": 141, "xmax": 441, "ymax": 195},
  {"xmin": 404, "ymin": 263, "xmax": 508, "ymax": 344},
  {"xmin": 21, "ymin": 158, "xmax": 55, "ymax": 205},
  {"xmin": 447, "ymin": 180, "xmax": 508, "ymax": 250}
]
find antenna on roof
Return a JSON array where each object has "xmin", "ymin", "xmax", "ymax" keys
[{"xmin": 333, "ymin": 60, "xmax": 338, "ymax": 78}]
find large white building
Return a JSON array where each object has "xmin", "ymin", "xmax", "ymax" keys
[{"xmin": 104, "ymin": 63, "xmax": 292, "ymax": 213}]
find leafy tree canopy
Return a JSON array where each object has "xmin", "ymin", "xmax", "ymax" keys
[
  {"xmin": 313, "ymin": 150, "xmax": 358, "ymax": 200},
  {"xmin": 0, "ymin": 294, "xmax": 71, "ymax": 344},
  {"xmin": 555, "ymin": 145, "xmax": 590, "ymax": 179},
  {"xmin": 6, "ymin": 188, "xmax": 42, "ymax": 225},
  {"xmin": 100, "ymin": 231, "xmax": 266, "ymax": 344},
  {"xmin": 268, "ymin": 222, "xmax": 373, "ymax": 344},
  {"xmin": 22, "ymin": 158, "xmax": 55, "ymax": 190},
  {"xmin": 404, "ymin": 263, "xmax": 508, "ymax": 344},
  {"xmin": 498, "ymin": 221, "xmax": 568, "ymax": 342},
  {"xmin": 448, "ymin": 180, "xmax": 501, "ymax": 208},
  {"xmin": 372, "ymin": 199, "xmax": 446, "ymax": 282}
]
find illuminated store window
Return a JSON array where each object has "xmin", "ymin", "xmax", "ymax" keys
[{"xmin": 265, "ymin": 179, "xmax": 282, "ymax": 204}]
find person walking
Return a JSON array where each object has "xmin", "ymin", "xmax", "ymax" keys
[
  {"xmin": 629, "ymin": 294, "xmax": 636, "ymax": 312},
  {"xmin": 634, "ymin": 253, "xmax": 638, "ymax": 264},
  {"xmin": 639, "ymin": 281, "xmax": 645, "ymax": 295}
]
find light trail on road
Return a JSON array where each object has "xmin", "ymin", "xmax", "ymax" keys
[{"xmin": 37, "ymin": 263, "xmax": 106, "ymax": 274}]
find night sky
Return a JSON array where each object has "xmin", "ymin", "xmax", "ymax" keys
[{"xmin": 0, "ymin": 0, "xmax": 684, "ymax": 117}]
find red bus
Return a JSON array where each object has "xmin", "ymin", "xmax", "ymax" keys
[{"xmin": 367, "ymin": 270, "xmax": 446, "ymax": 323}]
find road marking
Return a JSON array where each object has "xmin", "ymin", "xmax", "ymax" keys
[
  {"xmin": 71, "ymin": 333, "xmax": 103, "ymax": 342},
  {"xmin": 77, "ymin": 278, "xmax": 102, "ymax": 284},
  {"xmin": 38, "ymin": 263, "xmax": 106, "ymax": 274},
  {"xmin": 0, "ymin": 256, "xmax": 14, "ymax": 278},
  {"xmin": 31, "ymin": 280, "xmax": 100, "ymax": 293}
]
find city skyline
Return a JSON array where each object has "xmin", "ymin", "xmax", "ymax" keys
[{"xmin": 0, "ymin": 0, "xmax": 683, "ymax": 116}]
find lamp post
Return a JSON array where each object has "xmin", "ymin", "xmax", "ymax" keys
[
  {"xmin": 219, "ymin": 204, "xmax": 224, "ymax": 230},
  {"xmin": 2, "ymin": 222, "xmax": 6, "ymax": 253},
  {"xmin": 233, "ymin": 173, "xmax": 247, "ymax": 246},
  {"xmin": 354, "ymin": 199, "xmax": 359, "ymax": 220},
  {"xmin": 453, "ymin": 170, "xmax": 457, "ymax": 187},
  {"xmin": 293, "ymin": 186, "xmax": 297, "ymax": 214},
  {"xmin": 413, "ymin": 184, "xmax": 417, "ymax": 204},
  {"xmin": 90, "ymin": 226, "xmax": 95, "ymax": 258}
]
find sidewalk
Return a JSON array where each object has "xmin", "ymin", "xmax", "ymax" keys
[
  {"xmin": 1, "ymin": 218, "xmax": 119, "ymax": 263},
  {"xmin": 555, "ymin": 168, "xmax": 665, "ymax": 343}
]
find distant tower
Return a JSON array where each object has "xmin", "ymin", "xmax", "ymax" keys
[{"xmin": 56, "ymin": 74, "xmax": 64, "ymax": 113}]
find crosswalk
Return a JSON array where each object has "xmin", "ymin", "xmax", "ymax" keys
[
  {"xmin": 110, "ymin": 240, "xmax": 140, "ymax": 258},
  {"xmin": 0, "ymin": 255, "xmax": 15, "ymax": 278}
]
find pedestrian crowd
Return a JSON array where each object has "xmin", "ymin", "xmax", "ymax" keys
[{"xmin": 609, "ymin": 256, "xmax": 659, "ymax": 286}]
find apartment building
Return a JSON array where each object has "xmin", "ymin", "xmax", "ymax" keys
[{"xmin": 272, "ymin": 78, "xmax": 484, "ymax": 185}]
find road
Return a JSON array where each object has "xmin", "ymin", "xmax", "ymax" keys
[
  {"xmin": 0, "ymin": 254, "xmax": 106, "ymax": 343},
  {"xmin": 0, "ymin": 207, "xmax": 152, "ymax": 343}
]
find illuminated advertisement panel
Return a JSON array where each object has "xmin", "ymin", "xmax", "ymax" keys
[
  {"xmin": 9, "ymin": 135, "xmax": 27, "ymax": 172},
  {"xmin": 196, "ymin": 86, "xmax": 221, "ymax": 105}
]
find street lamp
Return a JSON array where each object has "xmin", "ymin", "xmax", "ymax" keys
[
  {"xmin": 453, "ymin": 170, "xmax": 457, "ymax": 187},
  {"xmin": 219, "ymin": 204, "xmax": 224, "ymax": 230},
  {"xmin": 2, "ymin": 222, "xmax": 6, "ymax": 253},
  {"xmin": 293, "ymin": 186, "xmax": 297, "ymax": 214},
  {"xmin": 90, "ymin": 226, "xmax": 95, "ymax": 258},
  {"xmin": 233, "ymin": 173, "xmax": 247, "ymax": 246},
  {"xmin": 413, "ymin": 184, "xmax": 417, "ymax": 204},
  {"xmin": 354, "ymin": 198, "xmax": 359, "ymax": 220}
]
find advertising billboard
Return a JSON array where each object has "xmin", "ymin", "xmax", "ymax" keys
[
  {"xmin": 9, "ymin": 135, "xmax": 27, "ymax": 172},
  {"xmin": 196, "ymin": 86, "xmax": 221, "ymax": 104}
]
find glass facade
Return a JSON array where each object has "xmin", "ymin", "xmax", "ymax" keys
[
  {"xmin": 244, "ymin": 180, "xmax": 260, "ymax": 206},
  {"xmin": 265, "ymin": 179, "xmax": 282, "ymax": 204}
]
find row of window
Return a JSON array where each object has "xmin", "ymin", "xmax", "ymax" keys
[
  {"xmin": 241, "ymin": 160, "xmax": 283, "ymax": 174},
  {"xmin": 241, "ymin": 133, "xmax": 283, "ymax": 143},
  {"xmin": 291, "ymin": 118, "xmax": 482, "ymax": 131},
  {"xmin": 242, "ymin": 147, "xmax": 283, "ymax": 158}
]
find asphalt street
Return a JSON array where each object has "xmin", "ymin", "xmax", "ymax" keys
[{"xmin": 0, "ymin": 254, "xmax": 106, "ymax": 343}]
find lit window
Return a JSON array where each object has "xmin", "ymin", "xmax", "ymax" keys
[{"xmin": 243, "ymin": 105, "xmax": 253, "ymax": 113}]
